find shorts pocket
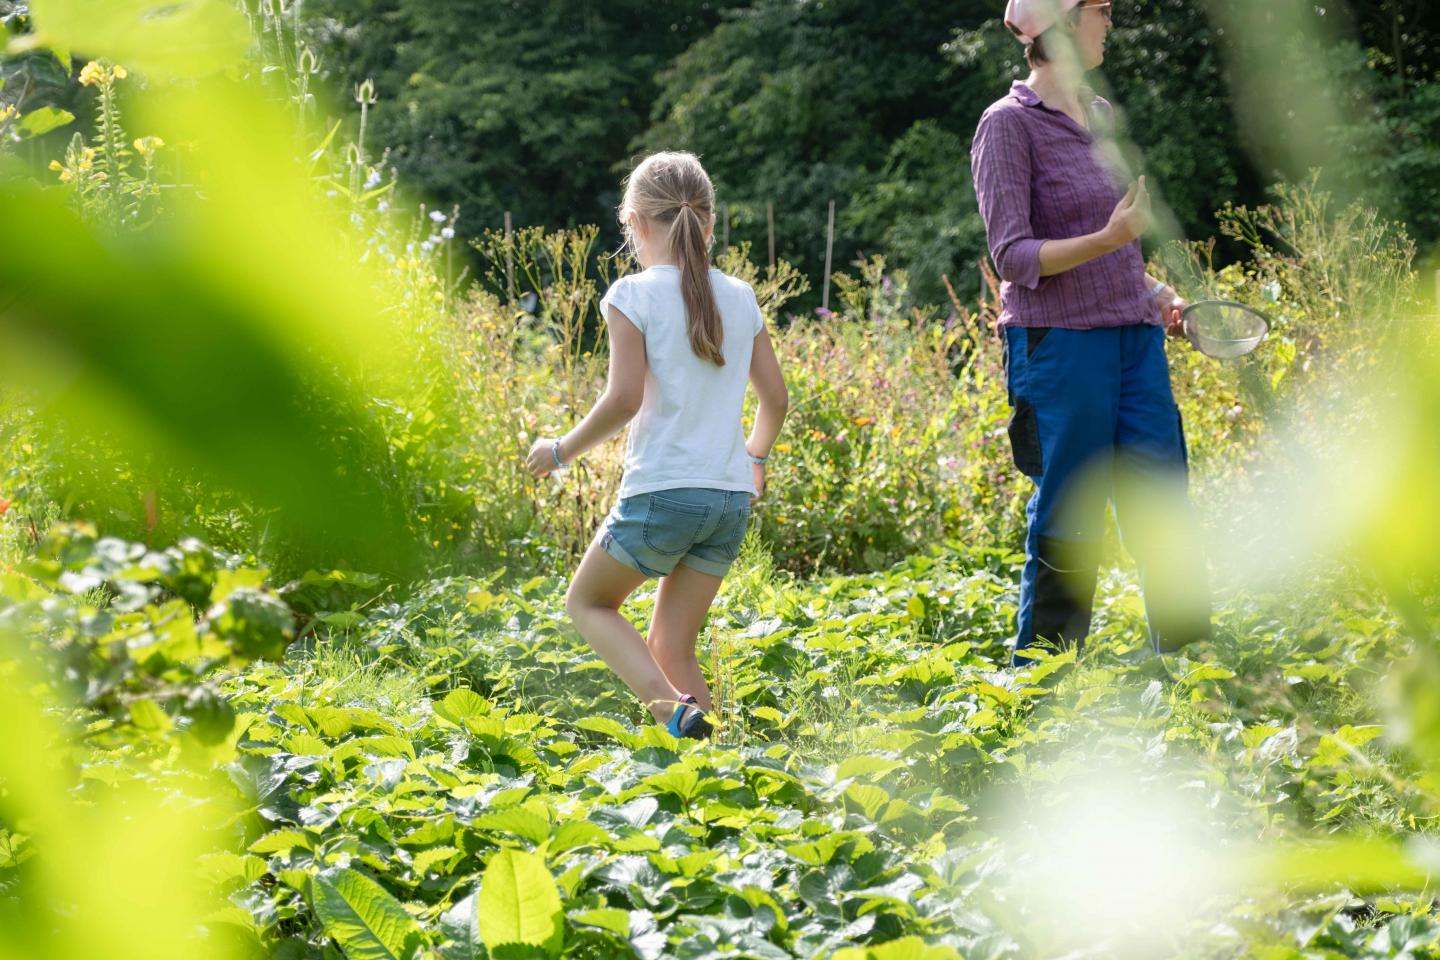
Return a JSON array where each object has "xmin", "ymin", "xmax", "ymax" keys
[
  {"xmin": 642, "ymin": 495, "xmax": 712, "ymax": 555},
  {"xmin": 1008, "ymin": 397, "xmax": 1044, "ymax": 477},
  {"xmin": 717, "ymin": 502, "xmax": 752, "ymax": 561}
]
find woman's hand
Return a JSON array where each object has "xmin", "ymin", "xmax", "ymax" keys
[
  {"xmin": 750, "ymin": 461, "xmax": 767, "ymax": 505},
  {"xmin": 1103, "ymin": 176, "xmax": 1151, "ymax": 250},
  {"xmin": 525, "ymin": 438, "xmax": 563, "ymax": 478},
  {"xmin": 1153, "ymin": 285, "xmax": 1188, "ymax": 338}
]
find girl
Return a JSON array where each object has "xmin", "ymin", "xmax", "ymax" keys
[
  {"xmin": 970, "ymin": 0, "xmax": 1212, "ymax": 663},
  {"xmin": 525, "ymin": 152, "xmax": 789, "ymax": 739}
]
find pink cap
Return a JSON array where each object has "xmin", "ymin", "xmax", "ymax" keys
[{"xmin": 1004, "ymin": 0, "xmax": 1083, "ymax": 43}]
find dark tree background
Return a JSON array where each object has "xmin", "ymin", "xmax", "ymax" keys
[
  {"xmin": 305, "ymin": 0, "xmax": 1440, "ymax": 304},
  {"xmin": 305, "ymin": 0, "xmax": 747, "ymax": 232}
]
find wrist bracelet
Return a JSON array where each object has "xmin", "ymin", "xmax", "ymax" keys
[
  {"xmin": 552, "ymin": 440, "xmax": 570, "ymax": 471},
  {"xmin": 748, "ymin": 453, "xmax": 768, "ymax": 465},
  {"xmin": 1149, "ymin": 281, "xmax": 1169, "ymax": 299}
]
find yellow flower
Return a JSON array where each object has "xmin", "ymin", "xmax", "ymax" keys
[
  {"xmin": 48, "ymin": 160, "xmax": 63, "ymax": 172},
  {"xmin": 0, "ymin": 104, "xmax": 16, "ymax": 122},
  {"xmin": 111, "ymin": 64, "xmax": 127, "ymax": 80},
  {"xmin": 775, "ymin": 443, "xmax": 792, "ymax": 454},
  {"xmin": 133, "ymin": 136, "xmax": 164, "ymax": 157},
  {"xmin": 852, "ymin": 416, "xmax": 874, "ymax": 426},
  {"xmin": 79, "ymin": 61, "xmax": 106, "ymax": 87},
  {"xmin": 58, "ymin": 169, "xmax": 74, "ymax": 184}
]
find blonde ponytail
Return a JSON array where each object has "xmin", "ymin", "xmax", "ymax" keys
[{"xmin": 619, "ymin": 152, "xmax": 725, "ymax": 366}]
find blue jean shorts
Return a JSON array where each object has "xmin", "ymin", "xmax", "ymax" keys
[{"xmin": 600, "ymin": 488, "xmax": 752, "ymax": 578}]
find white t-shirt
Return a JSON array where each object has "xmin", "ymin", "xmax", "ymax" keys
[{"xmin": 599, "ymin": 265, "xmax": 764, "ymax": 498}]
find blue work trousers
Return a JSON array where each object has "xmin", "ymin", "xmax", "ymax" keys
[{"xmin": 1004, "ymin": 323, "xmax": 1211, "ymax": 664}]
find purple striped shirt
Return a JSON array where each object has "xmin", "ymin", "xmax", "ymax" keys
[{"xmin": 970, "ymin": 81, "xmax": 1160, "ymax": 330}]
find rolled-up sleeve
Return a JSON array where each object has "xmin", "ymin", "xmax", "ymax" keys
[{"xmin": 970, "ymin": 109, "xmax": 1043, "ymax": 291}]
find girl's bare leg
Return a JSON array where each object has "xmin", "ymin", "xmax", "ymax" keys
[
  {"xmin": 565, "ymin": 539, "xmax": 681, "ymax": 723},
  {"xmin": 647, "ymin": 562, "xmax": 724, "ymax": 712}
]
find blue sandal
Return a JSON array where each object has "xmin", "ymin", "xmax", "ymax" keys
[{"xmin": 665, "ymin": 694, "xmax": 713, "ymax": 740}]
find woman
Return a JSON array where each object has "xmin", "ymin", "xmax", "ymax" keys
[{"xmin": 970, "ymin": 0, "xmax": 1212, "ymax": 663}]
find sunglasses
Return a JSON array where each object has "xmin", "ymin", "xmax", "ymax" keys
[{"xmin": 1079, "ymin": 1, "xmax": 1113, "ymax": 13}]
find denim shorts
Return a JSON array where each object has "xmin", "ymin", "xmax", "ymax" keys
[{"xmin": 600, "ymin": 488, "xmax": 752, "ymax": 578}]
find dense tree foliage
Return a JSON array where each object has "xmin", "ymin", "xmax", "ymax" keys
[{"xmin": 304, "ymin": 0, "xmax": 744, "ymax": 233}]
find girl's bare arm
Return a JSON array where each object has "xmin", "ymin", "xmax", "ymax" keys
[{"xmin": 525, "ymin": 306, "xmax": 646, "ymax": 475}]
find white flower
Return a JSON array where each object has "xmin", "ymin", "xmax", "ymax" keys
[
  {"xmin": 326, "ymin": 189, "xmax": 338, "ymax": 197},
  {"xmin": 364, "ymin": 169, "xmax": 382, "ymax": 190},
  {"xmin": 441, "ymin": 227, "xmax": 455, "ymax": 240},
  {"xmin": 377, "ymin": 200, "xmax": 390, "ymax": 213},
  {"xmin": 428, "ymin": 210, "xmax": 446, "ymax": 223}
]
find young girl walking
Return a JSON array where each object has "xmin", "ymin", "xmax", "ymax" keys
[{"xmin": 524, "ymin": 152, "xmax": 789, "ymax": 740}]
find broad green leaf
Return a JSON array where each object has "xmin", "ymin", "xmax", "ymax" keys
[
  {"xmin": 249, "ymin": 829, "xmax": 312, "ymax": 855},
  {"xmin": 284, "ymin": 732, "xmax": 331, "ymax": 757},
  {"xmin": 477, "ymin": 849, "xmax": 564, "ymax": 957},
  {"xmin": 574, "ymin": 715, "xmax": 637, "ymax": 746},
  {"xmin": 399, "ymin": 817, "xmax": 455, "ymax": 848},
  {"xmin": 750, "ymin": 705, "xmax": 787, "ymax": 727},
  {"xmin": 845, "ymin": 783, "xmax": 891, "ymax": 820},
  {"xmin": 835, "ymin": 755, "xmax": 905, "ymax": 783},
  {"xmin": 1313, "ymin": 724, "xmax": 1386, "ymax": 766},
  {"xmin": 642, "ymin": 767, "xmax": 700, "ymax": 802},
  {"xmin": 784, "ymin": 832, "xmax": 874, "ymax": 867},
  {"xmin": 434, "ymin": 689, "xmax": 490, "ymax": 725},
  {"xmin": 1182, "ymin": 663, "xmax": 1236, "ymax": 683},
  {"xmin": 546, "ymin": 820, "xmax": 614, "ymax": 855},
  {"xmin": 17, "ymin": 106, "xmax": 74, "ymax": 138},
  {"xmin": 1242, "ymin": 723, "xmax": 1286, "ymax": 749},
  {"xmin": 569, "ymin": 908, "xmax": 630, "ymax": 937},
  {"xmin": 412, "ymin": 846, "xmax": 459, "ymax": 877},
  {"xmin": 472, "ymin": 807, "xmax": 552, "ymax": 845},
  {"xmin": 309, "ymin": 706, "xmax": 397, "ymax": 738},
  {"xmin": 313, "ymin": 867, "xmax": 419, "ymax": 960}
]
